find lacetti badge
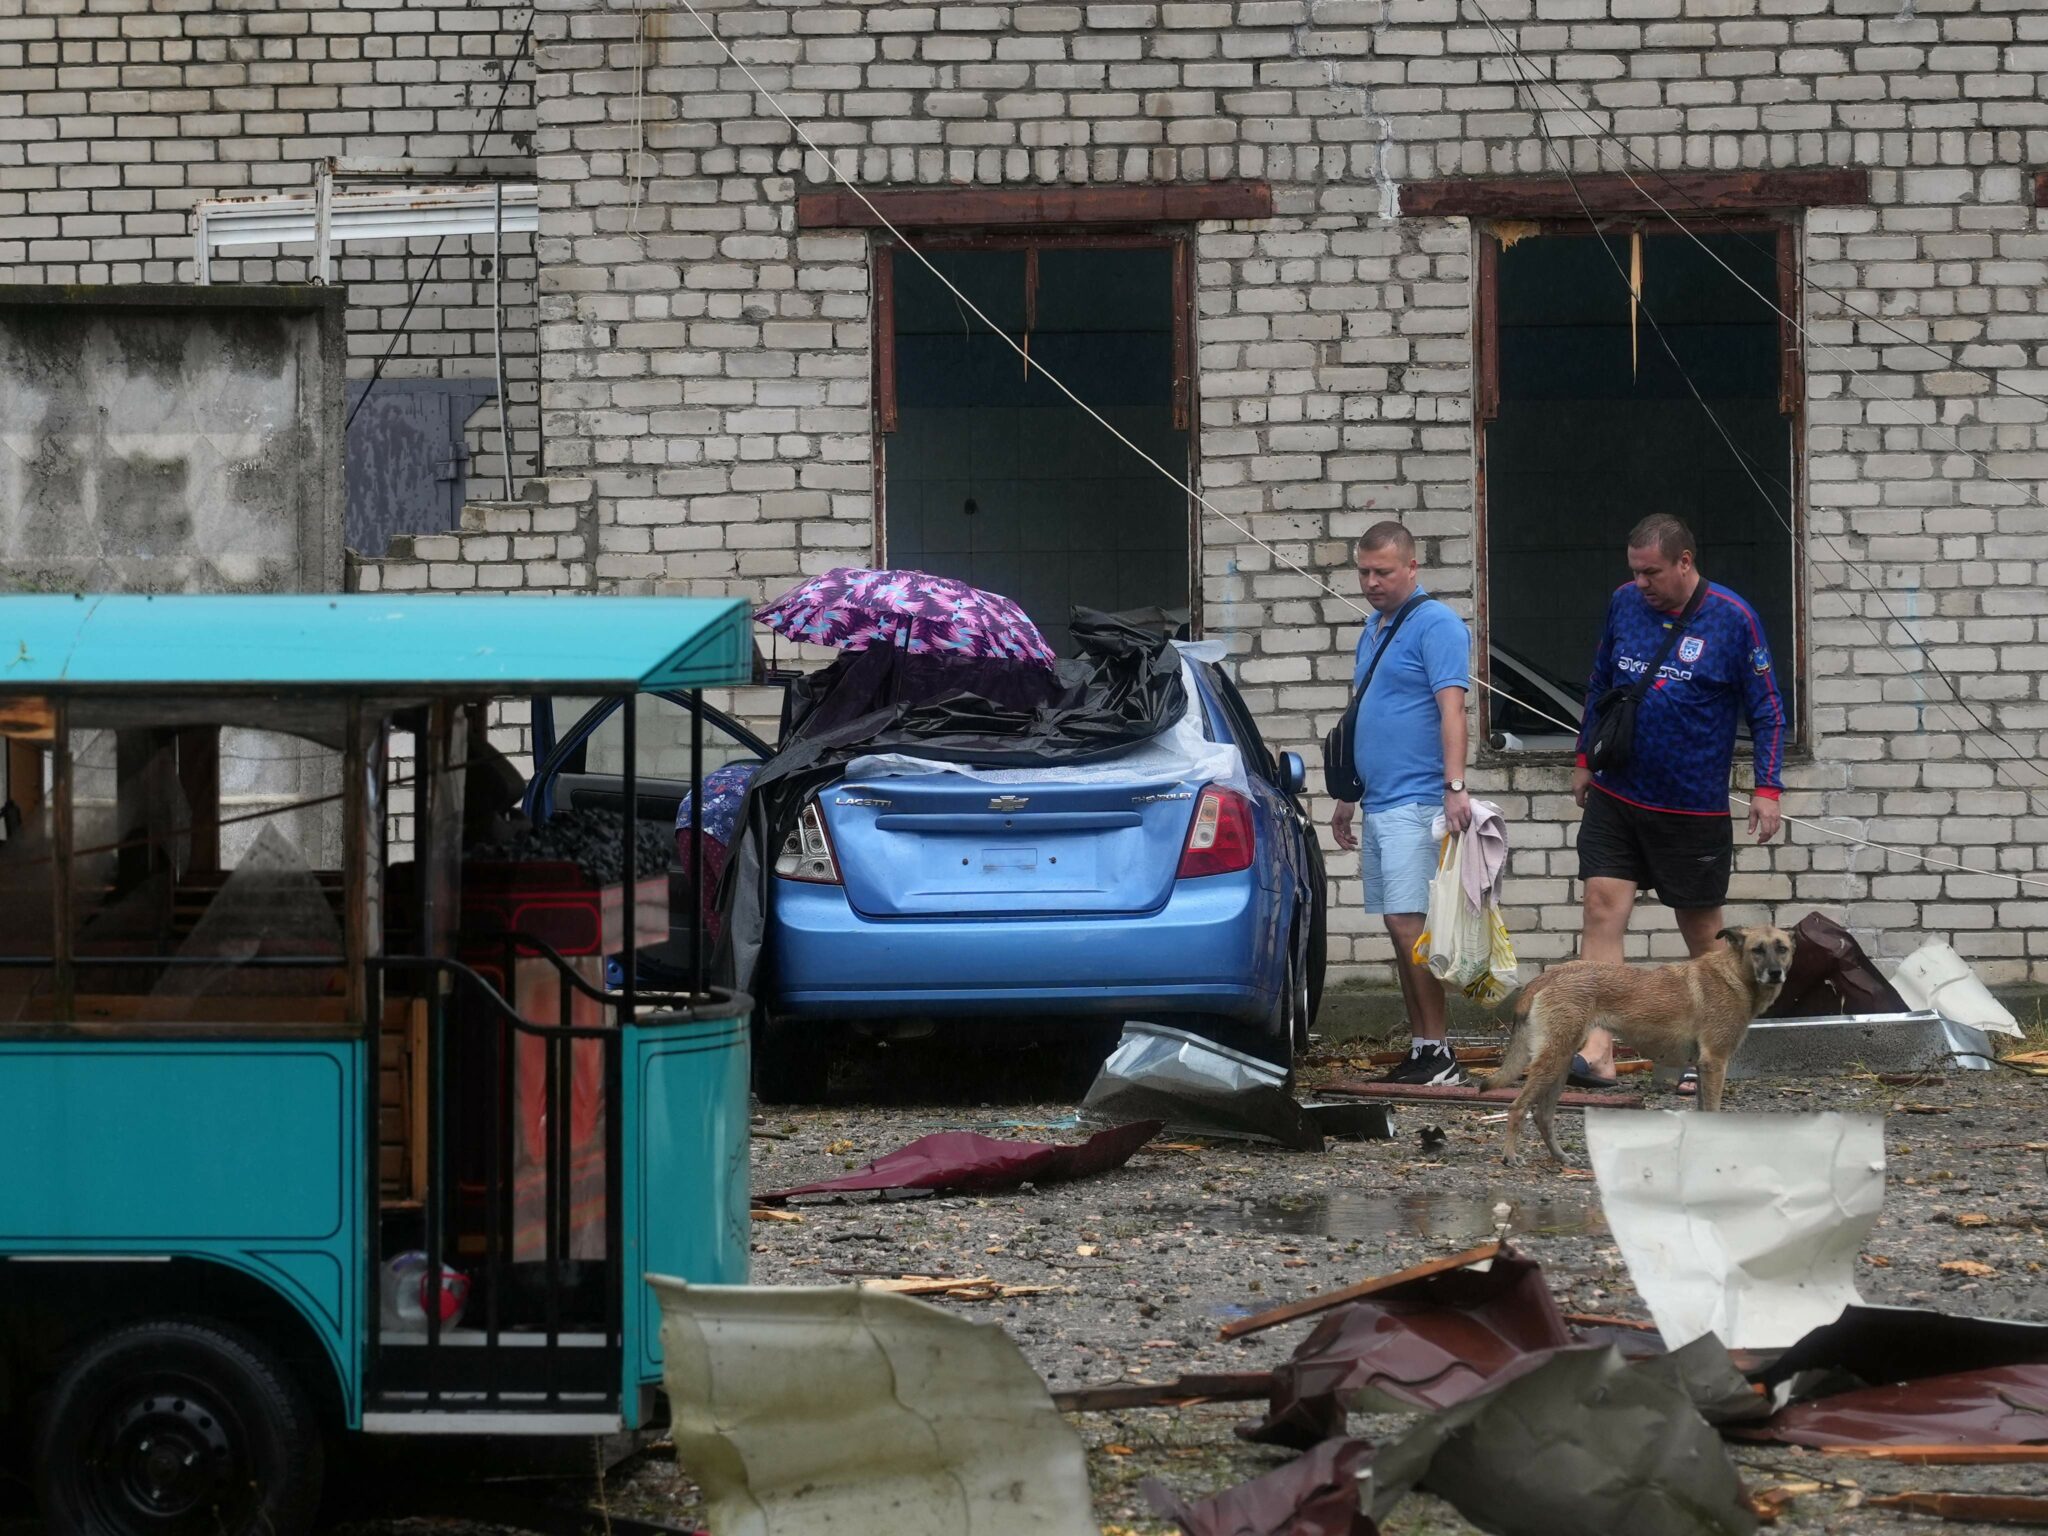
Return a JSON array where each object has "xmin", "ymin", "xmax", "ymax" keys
[
  {"xmin": 988, "ymin": 795, "xmax": 1030, "ymax": 812},
  {"xmin": 1677, "ymin": 636, "xmax": 1705, "ymax": 664}
]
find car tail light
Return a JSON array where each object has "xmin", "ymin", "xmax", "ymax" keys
[
  {"xmin": 774, "ymin": 801, "xmax": 841, "ymax": 884},
  {"xmin": 1178, "ymin": 786, "xmax": 1254, "ymax": 878}
]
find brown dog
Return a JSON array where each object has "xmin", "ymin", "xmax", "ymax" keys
[{"xmin": 1493, "ymin": 925, "xmax": 1792, "ymax": 1165}]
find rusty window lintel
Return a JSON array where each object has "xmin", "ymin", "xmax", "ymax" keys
[
  {"xmin": 1403, "ymin": 169, "xmax": 1868, "ymax": 220},
  {"xmin": 800, "ymin": 182, "xmax": 1272, "ymax": 231}
]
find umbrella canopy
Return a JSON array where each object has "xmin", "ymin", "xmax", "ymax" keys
[{"xmin": 755, "ymin": 567, "xmax": 1058, "ymax": 668}]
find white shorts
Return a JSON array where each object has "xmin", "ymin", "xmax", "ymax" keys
[{"xmin": 1360, "ymin": 801, "xmax": 1441, "ymax": 916}]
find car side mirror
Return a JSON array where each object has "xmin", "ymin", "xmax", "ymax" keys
[{"xmin": 1279, "ymin": 751, "xmax": 1306, "ymax": 795}]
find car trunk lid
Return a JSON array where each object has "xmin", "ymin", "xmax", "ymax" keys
[{"xmin": 819, "ymin": 775, "xmax": 1201, "ymax": 918}]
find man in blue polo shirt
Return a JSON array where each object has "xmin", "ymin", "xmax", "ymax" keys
[
  {"xmin": 1330, "ymin": 522, "xmax": 1474, "ymax": 1086},
  {"xmin": 1569, "ymin": 513, "xmax": 1785, "ymax": 1090}
]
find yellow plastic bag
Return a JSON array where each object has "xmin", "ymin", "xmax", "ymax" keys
[{"xmin": 1412, "ymin": 833, "xmax": 1517, "ymax": 1006}]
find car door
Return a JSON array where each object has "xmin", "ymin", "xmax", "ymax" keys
[
  {"xmin": 526, "ymin": 692, "xmax": 772, "ymax": 827},
  {"xmin": 1200, "ymin": 661, "xmax": 1325, "ymax": 1019}
]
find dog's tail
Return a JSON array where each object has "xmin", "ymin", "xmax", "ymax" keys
[{"xmin": 1493, "ymin": 972, "xmax": 1551, "ymax": 1087}]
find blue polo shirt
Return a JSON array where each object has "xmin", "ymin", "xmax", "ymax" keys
[{"xmin": 1350, "ymin": 587, "xmax": 1472, "ymax": 814}]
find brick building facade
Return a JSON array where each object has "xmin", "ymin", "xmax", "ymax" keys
[
  {"xmin": 21, "ymin": 0, "xmax": 2048, "ymax": 982},
  {"xmin": 0, "ymin": 0, "xmax": 543, "ymax": 506}
]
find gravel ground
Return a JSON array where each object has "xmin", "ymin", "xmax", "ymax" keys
[{"xmin": 306, "ymin": 1023, "xmax": 2047, "ymax": 1535}]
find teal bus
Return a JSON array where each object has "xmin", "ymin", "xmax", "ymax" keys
[{"xmin": 0, "ymin": 594, "xmax": 755, "ymax": 1535}]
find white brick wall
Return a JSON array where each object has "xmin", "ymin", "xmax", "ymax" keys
[
  {"xmin": 522, "ymin": 0, "xmax": 2048, "ymax": 984},
  {"xmin": 31, "ymin": 0, "xmax": 2048, "ymax": 985},
  {"xmin": 0, "ymin": 0, "xmax": 542, "ymax": 510}
]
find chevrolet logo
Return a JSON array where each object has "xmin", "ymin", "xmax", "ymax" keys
[{"xmin": 988, "ymin": 794, "xmax": 1030, "ymax": 812}]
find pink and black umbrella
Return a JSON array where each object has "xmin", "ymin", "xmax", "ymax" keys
[{"xmin": 755, "ymin": 566, "xmax": 1058, "ymax": 668}]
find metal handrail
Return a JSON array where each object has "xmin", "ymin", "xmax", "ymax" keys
[{"xmin": 477, "ymin": 927, "xmax": 751, "ymax": 1022}]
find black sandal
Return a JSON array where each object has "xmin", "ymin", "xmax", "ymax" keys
[
  {"xmin": 1675, "ymin": 1068, "xmax": 1700, "ymax": 1098},
  {"xmin": 1567, "ymin": 1053, "xmax": 1619, "ymax": 1089}
]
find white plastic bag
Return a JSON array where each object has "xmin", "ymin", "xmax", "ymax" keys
[{"xmin": 1413, "ymin": 831, "xmax": 1516, "ymax": 1006}]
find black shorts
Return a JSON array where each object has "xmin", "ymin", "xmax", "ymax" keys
[{"xmin": 1577, "ymin": 787, "xmax": 1732, "ymax": 910}]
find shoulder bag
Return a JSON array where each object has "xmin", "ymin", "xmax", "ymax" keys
[
  {"xmin": 1323, "ymin": 591, "xmax": 1433, "ymax": 802},
  {"xmin": 1584, "ymin": 582, "xmax": 1706, "ymax": 775}
]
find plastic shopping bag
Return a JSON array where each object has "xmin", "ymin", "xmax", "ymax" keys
[{"xmin": 1412, "ymin": 832, "xmax": 1518, "ymax": 1006}]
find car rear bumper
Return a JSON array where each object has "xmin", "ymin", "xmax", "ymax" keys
[{"xmin": 768, "ymin": 874, "xmax": 1275, "ymax": 1020}]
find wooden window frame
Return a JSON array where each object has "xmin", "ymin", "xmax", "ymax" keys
[
  {"xmin": 1471, "ymin": 213, "xmax": 1809, "ymax": 761},
  {"xmin": 868, "ymin": 229, "xmax": 1204, "ymax": 636}
]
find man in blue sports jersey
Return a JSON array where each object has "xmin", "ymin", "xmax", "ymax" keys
[
  {"xmin": 1330, "ymin": 522, "xmax": 1474, "ymax": 1087},
  {"xmin": 1569, "ymin": 514, "xmax": 1785, "ymax": 1090}
]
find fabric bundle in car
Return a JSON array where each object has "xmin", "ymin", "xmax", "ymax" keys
[{"xmin": 718, "ymin": 609, "xmax": 1192, "ymax": 1000}]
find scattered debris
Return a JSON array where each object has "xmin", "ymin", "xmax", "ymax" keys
[
  {"xmin": 1219, "ymin": 1242, "xmax": 1503, "ymax": 1342},
  {"xmin": 1764, "ymin": 912, "xmax": 1908, "ymax": 1019},
  {"xmin": 1299, "ymin": 1100, "xmax": 1394, "ymax": 1141},
  {"xmin": 1745, "ymin": 1481, "xmax": 1824, "ymax": 1523},
  {"xmin": 855, "ymin": 1274, "xmax": 1063, "ymax": 1301},
  {"xmin": 1239, "ymin": 1247, "xmax": 1571, "ymax": 1447},
  {"xmin": 1143, "ymin": 1435, "xmax": 1375, "ymax": 1536},
  {"xmin": 1728, "ymin": 1009, "xmax": 1955, "ymax": 1080},
  {"xmin": 1418, "ymin": 1124, "xmax": 1447, "ymax": 1153},
  {"xmin": 1867, "ymin": 1491, "xmax": 2048, "ymax": 1523},
  {"xmin": 1052, "ymin": 1371, "xmax": 1275, "ymax": 1414},
  {"xmin": 1812, "ymin": 1445, "xmax": 2048, "ymax": 1465},
  {"xmin": 1890, "ymin": 939, "xmax": 2023, "ymax": 1037},
  {"xmin": 755, "ymin": 1120, "xmax": 1160, "ymax": 1203},
  {"xmin": 1737, "ymin": 1363, "xmax": 2048, "ymax": 1450},
  {"xmin": 1754, "ymin": 1304, "xmax": 2048, "ymax": 1397},
  {"xmin": 1365, "ymin": 1344, "xmax": 1757, "ymax": 1536},
  {"xmin": 1942, "ymin": 1259, "xmax": 1997, "ymax": 1277},
  {"xmin": 1081, "ymin": 1024, "xmax": 1323, "ymax": 1150},
  {"xmin": 651, "ymin": 1278, "xmax": 1098, "ymax": 1536},
  {"xmin": 1323, "ymin": 1080, "xmax": 1645, "ymax": 1109},
  {"xmin": 750, "ymin": 1209, "xmax": 803, "ymax": 1224},
  {"xmin": 1585, "ymin": 1109, "xmax": 1884, "ymax": 1348}
]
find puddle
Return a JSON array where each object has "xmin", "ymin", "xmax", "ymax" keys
[{"xmin": 1202, "ymin": 1189, "xmax": 1607, "ymax": 1242}]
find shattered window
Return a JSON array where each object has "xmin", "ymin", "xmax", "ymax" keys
[{"xmin": 64, "ymin": 706, "xmax": 349, "ymax": 1024}]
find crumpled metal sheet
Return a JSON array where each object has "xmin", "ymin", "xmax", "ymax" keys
[
  {"xmin": 1585, "ymin": 1109, "xmax": 1885, "ymax": 1348},
  {"xmin": 1366, "ymin": 1344, "xmax": 1757, "ymax": 1536},
  {"xmin": 650, "ymin": 1279, "xmax": 1098, "ymax": 1536},
  {"xmin": 1756, "ymin": 1303, "xmax": 2048, "ymax": 1396},
  {"xmin": 1736, "ymin": 1363, "xmax": 2048, "ymax": 1449},
  {"xmin": 1081, "ymin": 1023, "xmax": 1321, "ymax": 1150},
  {"xmin": 1240, "ymin": 1249, "xmax": 1571, "ymax": 1448},
  {"xmin": 755, "ymin": 1120, "xmax": 1160, "ymax": 1204},
  {"xmin": 1142, "ymin": 1437, "xmax": 1377, "ymax": 1536}
]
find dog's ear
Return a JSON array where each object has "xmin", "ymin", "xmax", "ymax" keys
[{"xmin": 1716, "ymin": 927, "xmax": 1746, "ymax": 949}]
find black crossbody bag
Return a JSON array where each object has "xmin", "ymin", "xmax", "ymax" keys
[
  {"xmin": 1323, "ymin": 591, "xmax": 1433, "ymax": 803},
  {"xmin": 1584, "ymin": 582, "xmax": 1706, "ymax": 775}
]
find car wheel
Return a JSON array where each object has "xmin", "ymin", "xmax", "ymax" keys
[
  {"xmin": 751, "ymin": 1012, "xmax": 831, "ymax": 1105},
  {"xmin": 37, "ymin": 1318, "xmax": 323, "ymax": 1536}
]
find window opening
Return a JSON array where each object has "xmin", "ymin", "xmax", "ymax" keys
[
  {"xmin": 880, "ymin": 240, "xmax": 1193, "ymax": 658},
  {"xmin": 1481, "ymin": 225, "xmax": 1799, "ymax": 751}
]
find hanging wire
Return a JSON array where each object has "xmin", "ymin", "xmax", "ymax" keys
[
  {"xmin": 661, "ymin": 0, "xmax": 2048, "ymax": 898},
  {"xmin": 1462, "ymin": 2, "xmax": 2048, "ymax": 420},
  {"xmin": 1470, "ymin": 0, "xmax": 2048, "ymax": 818}
]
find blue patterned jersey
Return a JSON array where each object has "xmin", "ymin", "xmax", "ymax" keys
[{"xmin": 1574, "ymin": 581, "xmax": 1785, "ymax": 815}]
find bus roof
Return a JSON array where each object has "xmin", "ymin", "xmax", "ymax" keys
[{"xmin": 0, "ymin": 594, "xmax": 754, "ymax": 694}]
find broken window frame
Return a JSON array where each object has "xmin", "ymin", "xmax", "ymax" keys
[
  {"xmin": 1471, "ymin": 212, "xmax": 1809, "ymax": 759},
  {"xmin": 869, "ymin": 227, "xmax": 1204, "ymax": 638}
]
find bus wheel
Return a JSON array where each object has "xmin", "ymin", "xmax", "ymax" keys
[{"xmin": 37, "ymin": 1318, "xmax": 323, "ymax": 1536}]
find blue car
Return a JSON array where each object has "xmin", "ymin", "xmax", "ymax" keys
[{"xmin": 527, "ymin": 659, "xmax": 1326, "ymax": 1102}]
